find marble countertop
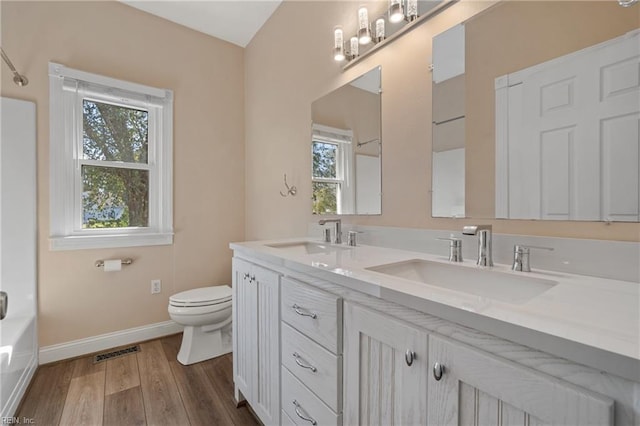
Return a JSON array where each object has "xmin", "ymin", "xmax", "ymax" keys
[{"xmin": 230, "ymin": 238, "xmax": 639, "ymax": 382}]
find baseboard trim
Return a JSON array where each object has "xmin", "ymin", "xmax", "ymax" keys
[
  {"xmin": 39, "ymin": 320, "xmax": 183, "ymax": 364},
  {"xmin": 3, "ymin": 354, "xmax": 37, "ymax": 418}
]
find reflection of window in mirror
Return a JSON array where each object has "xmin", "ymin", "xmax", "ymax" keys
[{"xmin": 311, "ymin": 124, "xmax": 353, "ymax": 215}]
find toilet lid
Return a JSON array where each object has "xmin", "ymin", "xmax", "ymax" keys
[{"xmin": 169, "ymin": 285, "xmax": 232, "ymax": 307}]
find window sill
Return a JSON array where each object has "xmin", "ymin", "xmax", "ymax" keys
[{"xmin": 49, "ymin": 232, "xmax": 173, "ymax": 251}]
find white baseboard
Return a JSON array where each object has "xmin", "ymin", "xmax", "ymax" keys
[{"xmin": 39, "ymin": 320, "xmax": 183, "ymax": 364}]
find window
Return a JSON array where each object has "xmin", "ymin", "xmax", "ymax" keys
[
  {"xmin": 49, "ymin": 63, "xmax": 173, "ymax": 250},
  {"xmin": 311, "ymin": 124, "xmax": 353, "ymax": 214}
]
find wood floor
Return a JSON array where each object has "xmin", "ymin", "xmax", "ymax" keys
[{"xmin": 17, "ymin": 334, "xmax": 259, "ymax": 426}]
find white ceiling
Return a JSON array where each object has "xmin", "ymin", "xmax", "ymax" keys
[{"xmin": 121, "ymin": 0, "xmax": 283, "ymax": 47}]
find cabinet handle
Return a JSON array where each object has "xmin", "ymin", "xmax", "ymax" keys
[
  {"xmin": 243, "ymin": 273, "xmax": 250, "ymax": 280},
  {"xmin": 405, "ymin": 349, "xmax": 416, "ymax": 366},
  {"xmin": 433, "ymin": 362, "xmax": 445, "ymax": 381},
  {"xmin": 249, "ymin": 275, "xmax": 257, "ymax": 283},
  {"xmin": 293, "ymin": 400, "xmax": 317, "ymax": 425},
  {"xmin": 292, "ymin": 304, "xmax": 317, "ymax": 319},
  {"xmin": 293, "ymin": 352, "xmax": 317, "ymax": 372}
]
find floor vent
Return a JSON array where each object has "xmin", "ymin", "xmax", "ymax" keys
[{"xmin": 93, "ymin": 345, "xmax": 141, "ymax": 364}]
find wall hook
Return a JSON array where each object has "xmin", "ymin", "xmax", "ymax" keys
[{"xmin": 280, "ymin": 174, "xmax": 297, "ymax": 197}]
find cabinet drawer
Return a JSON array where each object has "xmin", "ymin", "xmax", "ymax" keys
[
  {"xmin": 282, "ymin": 410, "xmax": 296, "ymax": 426},
  {"xmin": 282, "ymin": 322, "xmax": 342, "ymax": 412},
  {"xmin": 282, "ymin": 367, "xmax": 341, "ymax": 426},
  {"xmin": 281, "ymin": 277, "xmax": 342, "ymax": 353}
]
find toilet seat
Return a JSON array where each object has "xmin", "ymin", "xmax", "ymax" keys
[{"xmin": 169, "ymin": 286, "xmax": 232, "ymax": 308}]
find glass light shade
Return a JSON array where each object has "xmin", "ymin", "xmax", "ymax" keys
[
  {"xmin": 350, "ymin": 36, "xmax": 359, "ymax": 57},
  {"xmin": 358, "ymin": 7, "xmax": 371, "ymax": 45},
  {"xmin": 375, "ymin": 19, "xmax": 385, "ymax": 42},
  {"xmin": 389, "ymin": 0, "xmax": 404, "ymax": 23},
  {"xmin": 407, "ymin": 0, "xmax": 418, "ymax": 20},
  {"xmin": 334, "ymin": 28, "xmax": 345, "ymax": 61}
]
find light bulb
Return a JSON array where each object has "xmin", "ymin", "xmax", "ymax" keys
[
  {"xmin": 358, "ymin": 7, "xmax": 371, "ymax": 45},
  {"xmin": 389, "ymin": 0, "xmax": 404, "ymax": 23},
  {"xmin": 375, "ymin": 18, "xmax": 385, "ymax": 42},
  {"xmin": 334, "ymin": 27, "xmax": 345, "ymax": 61}
]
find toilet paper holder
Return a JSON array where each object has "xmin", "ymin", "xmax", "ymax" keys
[{"xmin": 95, "ymin": 258, "xmax": 133, "ymax": 268}]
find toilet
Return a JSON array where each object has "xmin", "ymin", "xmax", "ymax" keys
[{"xmin": 168, "ymin": 285, "xmax": 233, "ymax": 365}]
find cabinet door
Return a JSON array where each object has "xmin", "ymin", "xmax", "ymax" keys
[
  {"xmin": 343, "ymin": 302, "xmax": 428, "ymax": 426},
  {"xmin": 253, "ymin": 264, "xmax": 281, "ymax": 425},
  {"xmin": 428, "ymin": 335, "xmax": 614, "ymax": 426},
  {"xmin": 232, "ymin": 257, "xmax": 256, "ymax": 403}
]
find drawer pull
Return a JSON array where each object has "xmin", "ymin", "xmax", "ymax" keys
[
  {"xmin": 293, "ymin": 352, "xmax": 317, "ymax": 372},
  {"xmin": 292, "ymin": 304, "xmax": 317, "ymax": 319},
  {"xmin": 433, "ymin": 362, "xmax": 445, "ymax": 381},
  {"xmin": 405, "ymin": 349, "xmax": 416, "ymax": 366},
  {"xmin": 293, "ymin": 400, "xmax": 317, "ymax": 425}
]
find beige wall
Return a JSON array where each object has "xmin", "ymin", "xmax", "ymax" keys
[
  {"xmin": 245, "ymin": 0, "xmax": 640, "ymax": 242},
  {"xmin": 1, "ymin": 1, "xmax": 245, "ymax": 346},
  {"xmin": 465, "ymin": 1, "xmax": 639, "ymax": 218}
]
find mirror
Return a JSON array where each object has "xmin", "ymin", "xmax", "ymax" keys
[
  {"xmin": 431, "ymin": 1, "xmax": 639, "ymax": 221},
  {"xmin": 311, "ymin": 67, "xmax": 382, "ymax": 215}
]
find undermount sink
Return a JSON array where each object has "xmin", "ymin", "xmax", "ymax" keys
[
  {"xmin": 266, "ymin": 241, "xmax": 352, "ymax": 255},
  {"xmin": 366, "ymin": 259, "xmax": 557, "ymax": 304}
]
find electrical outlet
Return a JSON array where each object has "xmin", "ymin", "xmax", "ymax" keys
[{"xmin": 151, "ymin": 279, "xmax": 161, "ymax": 294}]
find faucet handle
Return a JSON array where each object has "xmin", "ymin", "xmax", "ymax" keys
[
  {"xmin": 437, "ymin": 237, "xmax": 463, "ymax": 262},
  {"xmin": 514, "ymin": 244, "xmax": 554, "ymax": 253},
  {"xmin": 512, "ymin": 244, "xmax": 553, "ymax": 272}
]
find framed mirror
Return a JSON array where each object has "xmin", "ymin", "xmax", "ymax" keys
[
  {"xmin": 311, "ymin": 66, "xmax": 382, "ymax": 215},
  {"xmin": 431, "ymin": 1, "xmax": 639, "ymax": 222}
]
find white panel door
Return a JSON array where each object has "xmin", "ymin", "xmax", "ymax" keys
[
  {"xmin": 428, "ymin": 335, "xmax": 614, "ymax": 426},
  {"xmin": 343, "ymin": 302, "xmax": 428, "ymax": 426},
  {"xmin": 498, "ymin": 30, "xmax": 640, "ymax": 221}
]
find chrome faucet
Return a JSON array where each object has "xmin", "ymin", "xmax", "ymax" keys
[
  {"xmin": 319, "ymin": 219, "xmax": 342, "ymax": 244},
  {"xmin": 462, "ymin": 225, "xmax": 493, "ymax": 266}
]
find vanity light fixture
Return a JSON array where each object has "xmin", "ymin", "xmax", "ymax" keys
[
  {"xmin": 389, "ymin": 0, "xmax": 404, "ymax": 23},
  {"xmin": 334, "ymin": 27, "xmax": 345, "ymax": 61},
  {"xmin": 333, "ymin": 0, "xmax": 453, "ymax": 65},
  {"xmin": 358, "ymin": 7, "xmax": 372, "ymax": 45}
]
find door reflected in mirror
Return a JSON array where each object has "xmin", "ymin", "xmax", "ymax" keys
[
  {"xmin": 430, "ymin": 1, "xmax": 639, "ymax": 222},
  {"xmin": 311, "ymin": 67, "xmax": 382, "ymax": 215}
]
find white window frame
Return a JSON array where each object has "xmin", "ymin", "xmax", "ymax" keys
[
  {"xmin": 49, "ymin": 62, "xmax": 173, "ymax": 250},
  {"xmin": 311, "ymin": 124, "xmax": 354, "ymax": 214}
]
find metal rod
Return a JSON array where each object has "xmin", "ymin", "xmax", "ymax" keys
[
  {"xmin": 95, "ymin": 258, "xmax": 133, "ymax": 268},
  {"xmin": 357, "ymin": 138, "xmax": 379, "ymax": 147},
  {"xmin": 1, "ymin": 48, "xmax": 28, "ymax": 87}
]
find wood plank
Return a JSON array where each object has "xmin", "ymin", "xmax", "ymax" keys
[
  {"xmin": 104, "ymin": 386, "xmax": 146, "ymax": 426},
  {"xmin": 17, "ymin": 361, "xmax": 74, "ymax": 425},
  {"xmin": 72, "ymin": 355, "xmax": 106, "ymax": 378},
  {"xmin": 59, "ymin": 371, "xmax": 105, "ymax": 426},
  {"xmin": 203, "ymin": 355, "xmax": 259, "ymax": 426},
  {"xmin": 160, "ymin": 333, "xmax": 182, "ymax": 361},
  {"xmin": 137, "ymin": 340, "xmax": 189, "ymax": 425},
  {"xmin": 169, "ymin": 358, "xmax": 235, "ymax": 426},
  {"xmin": 105, "ymin": 353, "xmax": 140, "ymax": 395}
]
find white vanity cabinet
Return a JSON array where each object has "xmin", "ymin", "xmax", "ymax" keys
[
  {"xmin": 232, "ymin": 257, "xmax": 281, "ymax": 425},
  {"xmin": 428, "ymin": 335, "xmax": 614, "ymax": 426},
  {"xmin": 230, "ymin": 247, "xmax": 639, "ymax": 426},
  {"xmin": 343, "ymin": 302, "xmax": 428, "ymax": 426}
]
